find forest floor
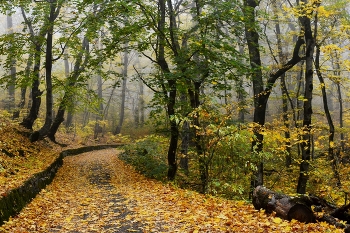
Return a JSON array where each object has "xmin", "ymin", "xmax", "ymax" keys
[{"xmin": 0, "ymin": 148, "xmax": 344, "ymax": 233}]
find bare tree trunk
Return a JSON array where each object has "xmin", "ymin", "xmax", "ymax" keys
[
  {"xmin": 21, "ymin": 8, "xmax": 43, "ymax": 129},
  {"xmin": 139, "ymin": 76, "xmax": 145, "ymax": 127},
  {"xmin": 33, "ymin": 1, "xmax": 62, "ymax": 142},
  {"xmin": 297, "ymin": 1, "xmax": 316, "ymax": 194},
  {"xmin": 94, "ymin": 73, "xmax": 104, "ymax": 139},
  {"xmin": 94, "ymin": 27, "xmax": 105, "ymax": 139},
  {"xmin": 180, "ymin": 120, "xmax": 189, "ymax": 175},
  {"xmin": 253, "ymin": 186, "xmax": 315, "ymax": 223},
  {"xmin": 114, "ymin": 44, "xmax": 129, "ymax": 135},
  {"xmin": 332, "ymin": 55, "xmax": 345, "ymax": 151},
  {"xmin": 6, "ymin": 11, "xmax": 16, "ymax": 111},
  {"xmin": 158, "ymin": 0, "xmax": 179, "ymax": 180},
  {"xmin": 237, "ymin": 44, "xmax": 247, "ymax": 123},
  {"xmin": 272, "ymin": 0, "xmax": 292, "ymax": 167},
  {"xmin": 243, "ymin": 0, "xmax": 264, "ymax": 191},
  {"xmin": 13, "ymin": 54, "xmax": 32, "ymax": 119},
  {"xmin": 48, "ymin": 37, "xmax": 89, "ymax": 142},
  {"xmin": 63, "ymin": 47, "xmax": 73, "ymax": 129},
  {"xmin": 315, "ymin": 44, "xmax": 340, "ymax": 186},
  {"xmin": 20, "ymin": 40, "xmax": 43, "ymax": 130},
  {"xmin": 336, "ymin": 82, "xmax": 344, "ymax": 150}
]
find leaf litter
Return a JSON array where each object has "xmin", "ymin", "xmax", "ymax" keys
[{"xmin": 1, "ymin": 149, "xmax": 343, "ymax": 232}]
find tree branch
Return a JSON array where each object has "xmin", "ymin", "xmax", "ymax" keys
[{"xmin": 133, "ymin": 65, "xmax": 160, "ymax": 93}]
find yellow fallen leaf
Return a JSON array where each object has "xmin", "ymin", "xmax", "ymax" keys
[{"xmin": 273, "ymin": 217, "xmax": 283, "ymax": 224}]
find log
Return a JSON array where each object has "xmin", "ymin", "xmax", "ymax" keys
[{"xmin": 253, "ymin": 186, "xmax": 315, "ymax": 223}]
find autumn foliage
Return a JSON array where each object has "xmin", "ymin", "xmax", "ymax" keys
[{"xmin": 0, "ymin": 149, "xmax": 343, "ymax": 232}]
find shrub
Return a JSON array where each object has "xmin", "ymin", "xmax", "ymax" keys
[{"xmin": 120, "ymin": 135, "xmax": 168, "ymax": 181}]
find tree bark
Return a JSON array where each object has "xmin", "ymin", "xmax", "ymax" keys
[
  {"xmin": 114, "ymin": 44, "xmax": 129, "ymax": 135},
  {"xmin": 48, "ymin": 37, "xmax": 89, "ymax": 142},
  {"xmin": 297, "ymin": 0, "xmax": 315, "ymax": 194},
  {"xmin": 94, "ymin": 72, "xmax": 104, "ymax": 139},
  {"xmin": 20, "ymin": 41, "xmax": 43, "ymax": 130},
  {"xmin": 253, "ymin": 186, "xmax": 350, "ymax": 230},
  {"xmin": 315, "ymin": 44, "xmax": 340, "ymax": 186},
  {"xmin": 253, "ymin": 186, "xmax": 316, "ymax": 223},
  {"xmin": 13, "ymin": 54, "xmax": 32, "ymax": 119},
  {"xmin": 180, "ymin": 120, "xmax": 190, "ymax": 175},
  {"xmin": 63, "ymin": 47, "xmax": 73, "ymax": 130},
  {"xmin": 139, "ymin": 76, "xmax": 145, "ymax": 127},
  {"xmin": 243, "ymin": 0, "xmax": 265, "ymax": 191},
  {"xmin": 94, "ymin": 29, "xmax": 105, "ymax": 140},
  {"xmin": 332, "ymin": 55, "xmax": 345, "ymax": 151},
  {"xmin": 156, "ymin": 0, "xmax": 179, "ymax": 181},
  {"xmin": 32, "ymin": 1, "xmax": 62, "ymax": 141},
  {"xmin": 272, "ymin": 0, "xmax": 292, "ymax": 167},
  {"xmin": 336, "ymin": 81, "xmax": 344, "ymax": 150},
  {"xmin": 6, "ymin": 11, "xmax": 16, "ymax": 111}
]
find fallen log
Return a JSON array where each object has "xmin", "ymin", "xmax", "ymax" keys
[
  {"xmin": 253, "ymin": 186, "xmax": 315, "ymax": 223},
  {"xmin": 253, "ymin": 186, "xmax": 350, "ymax": 231}
]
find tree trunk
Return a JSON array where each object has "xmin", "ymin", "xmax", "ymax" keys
[
  {"xmin": 139, "ymin": 76, "xmax": 145, "ymax": 127},
  {"xmin": 20, "ymin": 43, "xmax": 43, "ymax": 130},
  {"xmin": 333, "ymin": 57, "xmax": 345, "ymax": 151},
  {"xmin": 243, "ymin": 0, "xmax": 307, "ymax": 193},
  {"xmin": 63, "ymin": 47, "xmax": 73, "ymax": 130},
  {"xmin": 6, "ymin": 11, "xmax": 16, "ymax": 111},
  {"xmin": 237, "ymin": 39, "xmax": 247, "ymax": 123},
  {"xmin": 188, "ymin": 80, "xmax": 206, "ymax": 192},
  {"xmin": 253, "ymin": 186, "xmax": 316, "ymax": 223},
  {"xmin": 48, "ymin": 37, "xmax": 89, "ymax": 142},
  {"xmin": 94, "ymin": 72, "xmax": 104, "ymax": 139},
  {"xmin": 297, "ymin": 1, "xmax": 315, "ymax": 194},
  {"xmin": 272, "ymin": 1, "xmax": 292, "ymax": 167},
  {"xmin": 133, "ymin": 98, "xmax": 139, "ymax": 127},
  {"xmin": 36, "ymin": 2, "xmax": 55, "ymax": 138},
  {"xmin": 32, "ymin": 1, "xmax": 62, "ymax": 141},
  {"xmin": 167, "ymin": 118, "xmax": 179, "ymax": 180},
  {"xmin": 336, "ymin": 82, "xmax": 344, "ymax": 150},
  {"xmin": 13, "ymin": 54, "xmax": 32, "ymax": 119},
  {"xmin": 114, "ymin": 44, "xmax": 128, "ymax": 135},
  {"xmin": 243, "ymin": 0, "xmax": 265, "ymax": 190},
  {"xmin": 93, "ymin": 26, "xmax": 105, "ymax": 140},
  {"xmin": 254, "ymin": 186, "xmax": 350, "ymax": 230},
  {"xmin": 180, "ymin": 120, "xmax": 190, "ymax": 175},
  {"xmin": 156, "ymin": 0, "xmax": 179, "ymax": 181},
  {"xmin": 315, "ymin": 44, "xmax": 340, "ymax": 186}
]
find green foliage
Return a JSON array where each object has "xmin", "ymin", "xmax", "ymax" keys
[
  {"xmin": 176, "ymin": 100, "xmax": 255, "ymax": 198},
  {"xmin": 121, "ymin": 135, "xmax": 168, "ymax": 181}
]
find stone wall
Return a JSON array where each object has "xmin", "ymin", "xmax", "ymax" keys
[{"xmin": 0, "ymin": 144, "xmax": 122, "ymax": 225}]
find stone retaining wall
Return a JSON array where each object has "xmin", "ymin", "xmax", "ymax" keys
[{"xmin": 0, "ymin": 144, "xmax": 122, "ymax": 225}]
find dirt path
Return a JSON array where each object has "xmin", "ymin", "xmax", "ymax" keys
[{"xmin": 1, "ymin": 149, "xmax": 144, "ymax": 233}]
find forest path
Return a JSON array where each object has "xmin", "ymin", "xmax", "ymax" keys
[
  {"xmin": 1, "ymin": 149, "xmax": 341, "ymax": 233},
  {"xmin": 1, "ymin": 149, "xmax": 145, "ymax": 232}
]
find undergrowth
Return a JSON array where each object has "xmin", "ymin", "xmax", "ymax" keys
[{"xmin": 120, "ymin": 135, "xmax": 168, "ymax": 181}]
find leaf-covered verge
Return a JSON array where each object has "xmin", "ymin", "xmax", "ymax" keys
[
  {"xmin": 1, "ymin": 149, "xmax": 342, "ymax": 232},
  {"xmin": 0, "ymin": 111, "xmax": 126, "ymax": 197},
  {"xmin": 0, "ymin": 115, "xmax": 61, "ymax": 197}
]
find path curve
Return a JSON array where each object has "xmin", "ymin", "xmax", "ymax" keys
[
  {"xmin": 1, "ymin": 149, "xmax": 143, "ymax": 232},
  {"xmin": 1, "ymin": 149, "xmax": 340, "ymax": 233}
]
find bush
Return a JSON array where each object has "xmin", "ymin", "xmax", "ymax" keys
[{"xmin": 120, "ymin": 135, "xmax": 168, "ymax": 181}]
